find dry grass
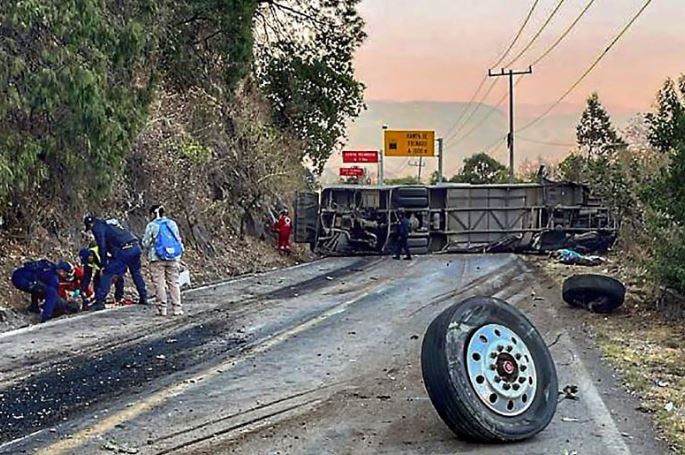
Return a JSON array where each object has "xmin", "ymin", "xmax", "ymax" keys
[{"xmin": 528, "ymin": 256, "xmax": 685, "ymax": 454}]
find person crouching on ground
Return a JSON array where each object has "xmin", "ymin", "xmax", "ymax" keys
[
  {"xmin": 79, "ymin": 246, "xmax": 126, "ymax": 310},
  {"xmin": 11, "ymin": 259, "xmax": 74, "ymax": 322},
  {"xmin": 142, "ymin": 205, "xmax": 185, "ymax": 317}
]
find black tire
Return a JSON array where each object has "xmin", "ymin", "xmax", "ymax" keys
[
  {"xmin": 421, "ymin": 296, "xmax": 558, "ymax": 442},
  {"xmin": 408, "ymin": 236, "xmax": 430, "ymax": 254},
  {"xmin": 394, "ymin": 186, "xmax": 428, "ymax": 198},
  {"xmin": 394, "ymin": 196, "xmax": 429, "ymax": 208},
  {"xmin": 562, "ymin": 274, "xmax": 625, "ymax": 313}
]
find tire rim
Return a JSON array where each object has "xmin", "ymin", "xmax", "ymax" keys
[{"xmin": 465, "ymin": 323, "xmax": 538, "ymax": 416}]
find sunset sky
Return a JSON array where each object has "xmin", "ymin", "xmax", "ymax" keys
[{"xmin": 355, "ymin": 0, "xmax": 684, "ymax": 112}]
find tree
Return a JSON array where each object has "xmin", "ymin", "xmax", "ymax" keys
[
  {"xmin": 0, "ymin": 0, "xmax": 158, "ymax": 205},
  {"xmin": 645, "ymin": 76, "xmax": 685, "ymax": 153},
  {"xmin": 385, "ymin": 176, "xmax": 420, "ymax": 185},
  {"xmin": 450, "ymin": 153, "xmax": 508, "ymax": 184},
  {"xmin": 576, "ymin": 93, "xmax": 624, "ymax": 157},
  {"xmin": 254, "ymin": 0, "xmax": 366, "ymax": 174}
]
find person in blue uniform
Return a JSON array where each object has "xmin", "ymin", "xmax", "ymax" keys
[
  {"xmin": 79, "ymin": 245, "xmax": 125, "ymax": 309},
  {"xmin": 83, "ymin": 215, "xmax": 148, "ymax": 310},
  {"xmin": 11, "ymin": 259, "xmax": 73, "ymax": 322},
  {"xmin": 393, "ymin": 210, "xmax": 412, "ymax": 261}
]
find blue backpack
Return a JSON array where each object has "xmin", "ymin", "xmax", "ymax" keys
[{"xmin": 154, "ymin": 219, "xmax": 184, "ymax": 261}]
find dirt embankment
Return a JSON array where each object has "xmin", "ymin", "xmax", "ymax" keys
[
  {"xmin": 526, "ymin": 256, "xmax": 685, "ymax": 454},
  {"xmin": 0, "ymin": 84, "xmax": 315, "ymax": 333}
]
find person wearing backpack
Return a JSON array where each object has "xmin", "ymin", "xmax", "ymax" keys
[{"xmin": 142, "ymin": 205, "xmax": 184, "ymax": 316}]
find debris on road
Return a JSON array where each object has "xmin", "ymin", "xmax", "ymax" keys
[
  {"xmin": 560, "ymin": 384, "xmax": 579, "ymax": 401},
  {"xmin": 562, "ymin": 274, "xmax": 626, "ymax": 313},
  {"xmin": 553, "ymin": 249, "xmax": 604, "ymax": 267},
  {"xmin": 421, "ymin": 296, "xmax": 558, "ymax": 442},
  {"xmin": 103, "ymin": 439, "xmax": 139, "ymax": 454},
  {"xmin": 561, "ymin": 417, "xmax": 580, "ymax": 423}
]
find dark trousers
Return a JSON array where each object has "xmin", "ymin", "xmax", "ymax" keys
[
  {"xmin": 394, "ymin": 235, "xmax": 411, "ymax": 259},
  {"xmin": 96, "ymin": 245, "xmax": 147, "ymax": 303},
  {"xmin": 93, "ymin": 271, "xmax": 125, "ymax": 301}
]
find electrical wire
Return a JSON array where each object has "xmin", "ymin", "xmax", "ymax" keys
[
  {"xmin": 529, "ymin": 0, "xmax": 597, "ymax": 67},
  {"xmin": 445, "ymin": 0, "xmax": 602, "ymax": 149},
  {"xmin": 441, "ymin": 0, "xmax": 542, "ymax": 143},
  {"xmin": 517, "ymin": 135, "xmax": 576, "ymax": 147},
  {"xmin": 517, "ymin": 0, "xmax": 655, "ymax": 134},
  {"xmin": 502, "ymin": 0, "xmax": 568, "ymax": 67},
  {"xmin": 446, "ymin": 0, "xmax": 580, "ymax": 147}
]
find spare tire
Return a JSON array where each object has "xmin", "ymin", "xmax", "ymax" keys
[
  {"xmin": 562, "ymin": 274, "xmax": 625, "ymax": 313},
  {"xmin": 421, "ymin": 296, "xmax": 558, "ymax": 442},
  {"xmin": 394, "ymin": 196, "xmax": 429, "ymax": 208}
]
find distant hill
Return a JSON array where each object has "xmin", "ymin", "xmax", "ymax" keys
[{"xmin": 323, "ymin": 100, "xmax": 635, "ymax": 184}]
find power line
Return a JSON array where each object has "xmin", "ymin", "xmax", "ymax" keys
[
  {"xmin": 529, "ymin": 0, "xmax": 597, "ymax": 67},
  {"xmin": 441, "ymin": 0, "xmax": 542, "ymax": 143},
  {"xmin": 517, "ymin": 135, "xmax": 576, "ymax": 147},
  {"xmin": 503, "ymin": 0, "xmax": 568, "ymax": 67},
  {"xmin": 443, "ymin": 79, "xmax": 499, "ymax": 144},
  {"xmin": 446, "ymin": 78, "xmax": 520, "ymax": 147},
  {"xmin": 517, "ymin": 0, "xmax": 655, "ymax": 133},
  {"xmin": 446, "ymin": 0, "xmax": 580, "ymax": 147},
  {"xmin": 491, "ymin": 0, "xmax": 543, "ymax": 69}
]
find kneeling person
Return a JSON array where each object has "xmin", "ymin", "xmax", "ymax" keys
[{"xmin": 11, "ymin": 259, "xmax": 74, "ymax": 322}]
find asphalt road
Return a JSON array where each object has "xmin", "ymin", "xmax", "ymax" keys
[{"xmin": 0, "ymin": 255, "xmax": 668, "ymax": 455}]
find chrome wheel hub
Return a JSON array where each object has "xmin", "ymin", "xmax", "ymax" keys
[{"xmin": 466, "ymin": 323, "xmax": 537, "ymax": 416}]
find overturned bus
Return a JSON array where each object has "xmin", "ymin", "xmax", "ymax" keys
[{"xmin": 294, "ymin": 180, "xmax": 617, "ymax": 256}]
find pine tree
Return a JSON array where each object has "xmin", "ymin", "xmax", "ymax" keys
[
  {"xmin": 645, "ymin": 77, "xmax": 685, "ymax": 153},
  {"xmin": 576, "ymin": 93, "xmax": 624, "ymax": 157}
]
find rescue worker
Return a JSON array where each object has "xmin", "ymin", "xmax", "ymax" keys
[
  {"xmin": 273, "ymin": 208, "xmax": 292, "ymax": 253},
  {"xmin": 393, "ymin": 210, "xmax": 412, "ymax": 261},
  {"xmin": 78, "ymin": 246, "xmax": 125, "ymax": 309},
  {"xmin": 83, "ymin": 214, "xmax": 148, "ymax": 310},
  {"xmin": 142, "ymin": 205, "xmax": 184, "ymax": 317},
  {"xmin": 56, "ymin": 261, "xmax": 89, "ymax": 314},
  {"xmin": 11, "ymin": 259, "xmax": 73, "ymax": 322}
]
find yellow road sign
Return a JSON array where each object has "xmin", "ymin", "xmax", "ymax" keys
[{"xmin": 384, "ymin": 130, "xmax": 435, "ymax": 157}]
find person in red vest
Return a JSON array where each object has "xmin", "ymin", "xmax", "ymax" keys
[
  {"xmin": 273, "ymin": 208, "xmax": 293, "ymax": 253},
  {"xmin": 57, "ymin": 262, "xmax": 94, "ymax": 304}
]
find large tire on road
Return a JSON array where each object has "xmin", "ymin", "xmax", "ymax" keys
[
  {"xmin": 421, "ymin": 296, "xmax": 558, "ymax": 442},
  {"xmin": 562, "ymin": 274, "xmax": 625, "ymax": 313}
]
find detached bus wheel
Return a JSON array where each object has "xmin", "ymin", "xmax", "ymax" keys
[{"xmin": 421, "ymin": 296, "xmax": 558, "ymax": 442}]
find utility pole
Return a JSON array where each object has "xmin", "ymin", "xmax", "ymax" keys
[
  {"xmin": 380, "ymin": 125, "xmax": 388, "ymax": 185},
  {"xmin": 488, "ymin": 66, "xmax": 533, "ymax": 181},
  {"xmin": 408, "ymin": 158, "xmax": 426, "ymax": 182},
  {"xmin": 437, "ymin": 137, "xmax": 444, "ymax": 184}
]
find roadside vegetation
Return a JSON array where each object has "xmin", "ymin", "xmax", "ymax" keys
[
  {"xmin": 0, "ymin": 0, "xmax": 366, "ymax": 323},
  {"xmin": 542, "ymin": 75, "xmax": 685, "ymax": 453}
]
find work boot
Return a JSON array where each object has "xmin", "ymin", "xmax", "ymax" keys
[
  {"xmin": 137, "ymin": 298, "xmax": 148, "ymax": 306},
  {"xmin": 392, "ymin": 255, "xmax": 400, "ymax": 260},
  {"xmin": 92, "ymin": 302, "xmax": 106, "ymax": 311},
  {"xmin": 403, "ymin": 256, "xmax": 412, "ymax": 261}
]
